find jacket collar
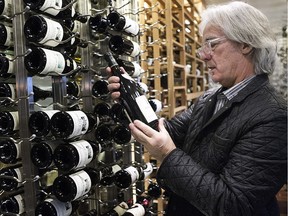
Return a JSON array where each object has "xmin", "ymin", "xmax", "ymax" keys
[{"xmin": 201, "ymin": 74, "xmax": 269, "ymax": 130}]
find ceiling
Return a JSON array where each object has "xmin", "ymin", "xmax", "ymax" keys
[{"xmin": 202, "ymin": 0, "xmax": 287, "ymax": 37}]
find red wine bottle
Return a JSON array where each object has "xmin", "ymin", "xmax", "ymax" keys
[
  {"xmin": 0, "ymin": 164, "xmax": 23, "ymax": 192},
  {"xmin": 101, "ymin": 201, "xmax": 128, "ymax": 216},
  {"xmin": 35, "ymin": 198, "xmax": 72, "ymax": 216},
  {"xmin": 50, "ymin": 110, "xmax": 98, "ymax": 139},
  {"xmin": 107, "ymin": 11, "xmax": 140, "ymax": 37},
  {"xmin": 24, "ymin": 47, "xmax": 78, "ymax": 76},
  {"xmin": 0, "ymin": 55, "xmax": 14, "ymax": 77},
  {"xmin": 112, "ymin": 123, "xmax": 132, "ymax": 145},
  {"xmin": 53, "ymin": 140, "xmax": 101, "ymax": 171},
  {"xmin": 28, "ymin": 110, "xmax": 60, "ymax": 138},
  {"xmin": 104, "ymin": 52, "xmax": 158, "ymax": 130},
  {"xmin": 0, "ymin": 23, "xmax": 13, "ymax": 47},
  {"xmin": 23, "ymin": 0, "xmax": 87, "ymax": 23},
  {"xmin": 0, "ymin": 191, "xmax": 25, "ymax": 214},
  {"xmin": 0, "ymin": 111, "xmax": 19, "ymax": 135},
  {"xmin": 122, "ymin": 203, "xmax": 145, "ymax": 216},
  {"xmin": 0, "ymin": 138, "xmax": 21, "ymax": 164},
  {"xmin": 89, "ymin": 14, "xmax": 109, "ymax": 34},
  {"xmin": 0, "ymin": 0, "xmax": 12, "ymax": 17},
  {"xmin": 108, "ymin": 35, "xmax": 141, "ymax": 57}
]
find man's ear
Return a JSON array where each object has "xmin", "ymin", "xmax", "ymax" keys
[{"xmin": 241, "ymin": 43, "xmax": 254, "ymax": 55}]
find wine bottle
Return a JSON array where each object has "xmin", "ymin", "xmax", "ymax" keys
[
  {"xmin": 0, "ymin": 54, "xmax": 14, "ymax": 77},
  {"xmin": 53, "ymin": 168, "xmax": 97, "ymax": 202},
  {"xmin": 30, "ymin": 140, "xmax": 65, "ymax": 169},
  {"xmin": 101, "ymin": 201, "xmax": 128, "ymax": 216},
  {"xmin": 24, "ymin": 47, "xmax": 78, "ymax": 76},
  {"xmin": 146, "ymin": 183, "xmax": 161, "ymax": 199},
  {"xmin": 94, "ymin": 123, "xmax": 112, "ymax": 144},
  {"xmin": 89, "ymin": 14, "xmax": 109, "ymax": 34},
  {"xmin": 0, "ymin": 138, "xmax": 21, "ymax": 164},
  {"xmin": 114, "ymin": 163, "xmax": 153, "ymax": 189},
  {"xmin": 53, "ymin": 140, "xmax": 101, "ymax": 171},
  {"xmin": 50, "ymin": 110, "xmax": 98, "ymax": 139},
  {"xmin": 35, "ymin": 198, "xmax": 72, "ymax": 216},
  {"xmin": 0, "ymin": 0, "xmax": 12, "ymax": 17},
  {"xmin": 28, "ymin": 110, "xmax": 60, "ymax": 137},
  {"xmin": 0, "ymin": 111, "xmax": 19, "ymax": 135},
  {"xmin": 33, "ymin": 85, "xmax": 53, "ymax": 101},
  {"xmin": 23, "ymin": 0, "xmax": 87, "ymax": 23},
  {"xmin": 0, "ymin": 23, "xmax": 13, "ymax": 47},
  {"xmin": 0, "ymin": 164, "xmax": 23, "ymax": 191},
  {"xmin": 0, "ymin": 82, "xmax": 16, "ymax": 106},
  {"xmin": 148, "ymin": 99, "xmax": 162, "ymax": 113},
  {"xmin": 99, "ymin": 164, "xmax": 122, "ymax": 186},
  {"xmin": 122, "ymin": 203, "xmax": 145, "ymax": 216},
  {"xmin": 107, "ymin": 11, "xmax": 140, "ymax": 37},
  {"xmin": 110, "ymin": 103, "xmax": 130, "ymax": 124},
  {"xmin": 94, "ymin": 102, "xmax": 111, "ymax": 121},
  {"xmin": 92, "ymin": 79, "xmax": 110, "ymax": 99},
  {"xmin": 0, "ymin": 192, "xmax": 25, "ymax": 214},
  {"xmin": 104, "ymin": 52, "xmax": 158, "ymax": 130},
  {"xmin": 112, "ymin": 123, "xmax": 132, "ymax": 145},
  {"xmin": 66, "ymin": 80, "xmax": 80, "ymax": 99},
  {"xmin": 116, "ymin": 58, "xmax": 143, "ymax": 78},
  {"xmin": 108, "ymin": 36, "xmax": 141, "ymax": 57},
  {"xmin": 24, "ymin": 15, "xmax": 88, "ymax": 49}
]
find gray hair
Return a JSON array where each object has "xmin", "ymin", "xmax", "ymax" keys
[{"xmin": 199, "ymin": 1, "xmax": 277, "ymax": 75}]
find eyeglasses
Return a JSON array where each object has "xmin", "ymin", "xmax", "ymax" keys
[{"xmin": 197, "ymin": 37, "xmax": 226, "ymax": 59}]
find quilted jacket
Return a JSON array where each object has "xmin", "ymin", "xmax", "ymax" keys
[{"xmin": 157, "ymin": 74, "xmax": 287, "ymax": 216}]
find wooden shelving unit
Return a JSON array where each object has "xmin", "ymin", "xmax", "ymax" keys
[{"xmin": 141, "ymin": 0, "xmax": 207, "ymax": 120}]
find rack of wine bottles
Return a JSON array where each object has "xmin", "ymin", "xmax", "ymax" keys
[{"xmin": 0, "ymin": 0, "xmax": 167, "ymax": 215}]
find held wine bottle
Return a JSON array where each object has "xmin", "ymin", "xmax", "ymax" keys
[
  {"xmin": 107, "ymin": 11, "xmax": 140, "ymax": 37},
  {"xmin": 53, "ymin": 140, "xmax": 102, "ymax": 171},
  {"xmin": 53, "ymin": 168, "xmax": 97, "ymax": 202},
  {"xmin": 104, "ymin": 52, "xmax": 158, "ymax": 130},
  {"xmin": 0, "ymin": 111, "xmax": 19, "ymax": 135},
  {"xmin": 24, "ymin": 47, "xmax": 78, "ymax": 76},
  {"xmin": 101, "ymin": 201, "xmax": 128, "ymax": 216},
  {"xmin": 0, "ymin": 0, "xmax": 12, "ymax": 17},
  {"xmin": 108, "ymin": 36, "xmax": 141, "ymax": 57},
  {"xmin": 35, "ymin": 198, "xmax": 72, "ymax": 216},
  {"xmin": 28, "ymin": 110, "xmax": 60, "ymax": 137},
  {"xmin": 24, "ymin": 15, "xmax": 88, "ymax": 49},
  {"xmin": 0, "ymin": 138, "xmax": 21, "ymax": 164},
  {"xmin": 114, "ymin": 163, "xmax": 153, "ymax": 189},
  {"xmin": 0, "ymin": 191, "xmax": 25, "ymax": 215},
  {"xmin": 50, "ymin": 110, "xmax": 98, "ymax": 139},
  {"xmin": 122, "ymin": 203, "xmax": 145, "ymax": 216},
  {"xmin": 0, "ymin": 23, "xmax": 13, "ymax": 47},
  {"xmin": 0, "ymin": 164, "xmax": 23, "ymax": 191},
  {"xmin": 23, "ymin": 0, "xmax": 87, "ymax": 23},
  {"xmin": 30, "ymin": 140, "xmax": 65, "ymax": 169},
  {"xmin": 0, "ymin": 55, "xmax": 14, "ymax": 77}
]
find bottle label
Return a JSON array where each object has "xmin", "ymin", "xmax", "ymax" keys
[
  {"xmin": 40, "ymin": 0, "xmax": 63, "ymax": 16},
  {"xmin": 135, "ymin": 95, "xmax": 158, "ymax": 123},
  {"xmin": 123, "ymin": 17, "xmax": 140, "ymax": 36},
  {"xmin": 130, "ymin": 41, "xmax": 141, "ymax": 57},
  {"xmin": 40, "ymin": 48, "xmax": 65, "ymax": 75},
  {"xmin": 7, "ymin": 59, "xmax": 14, "ymax": 74},
  {"xmin": 69, "ymin": 170, "xmax": 92, "ymax": 200},
  {"xmin": 126, "ymin": 203, "xmax": 145, "ymax": 216},
  {"xmin": 67, "ymin": 111, "xmax": 89, "ymax": 139},
  {"xmin": 125, "ymin": 166, "xmax": 139, "ymax": 184},
  {"xmin": 150, "ymin": 99, "xmax": 162, "ymax": 113},
  {"xmin": 4, "ymin": 25, "xmax": 13, "ymax": 47},
  {"xmin": 114, "ymin": 201, "xmax": 128, "ymax": 215},
  {"xmin": 131, "ymin": 61, "xmax": 142, "ymax": 78},
  {"xmin": 15, "ymin": 142, "xmax": 21, "ymax": 160},
  {"xmin": 70, "ymin": 140, "xmax": 93, "ymax": 168},
  {"xmin": 1, "ymin": 0, "xmax": 12, "ymax": 17},
  {"xmin": 44, "ymin": 110, "xmax": 60, "ymax": 119},
  {"xmin": 14, "ymin": 194, "xmax": 25, "ymax": 214},
  {"xmin": 45, "ymin": 198, "xmax": 72, "ymax": 216},
  {"xmin": 10, "ymin": 111, "xmax": 19, "ymax": 131},
  {"xmin": 7, "ymin": 84, "xmax": 16, "ymax": 100},
  {"xmin": 143, "ymin": 163, "xmax": 153, "ymax": 180},
  {"xmin": 38, "ymin": 17, "xmax": 64, "ymax": 47}
]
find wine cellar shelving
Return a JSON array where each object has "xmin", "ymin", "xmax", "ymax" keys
[{"xmin": 0, "ymin": 0, "xmax": 206, "ymax": 215}]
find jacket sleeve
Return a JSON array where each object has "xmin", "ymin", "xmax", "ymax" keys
[{"xmin": 157, "ymin": 105, "xmax": 287, "ymax": 216}]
